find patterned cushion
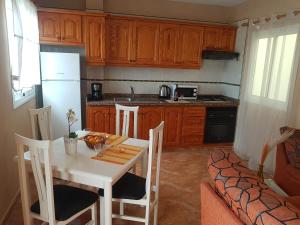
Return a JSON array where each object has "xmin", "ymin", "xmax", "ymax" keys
[
  {"xmin": 280, "ymin": 127, "xmax": 300, "ymax": 169},
  {"xmin": 208, "ymin": 150, "xmax": 300, "ymax": 225}
]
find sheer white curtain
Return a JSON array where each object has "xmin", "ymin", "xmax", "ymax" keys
[
  {"xmin": 5, "ymin": 0, "xmax": 40, "ymax": 90},
  {"xmin": 234, "ymin": 12, "xmax": 300, "ymax": 173}
]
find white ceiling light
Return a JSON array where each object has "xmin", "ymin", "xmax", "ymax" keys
[{"xmin": 168, "ymin": 0, "xmax": 247, "ymax": 7}]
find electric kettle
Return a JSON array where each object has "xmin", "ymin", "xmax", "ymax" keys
[{"xmin": 159, "ymin": 85, "xmax": 171, "ymax": 99}]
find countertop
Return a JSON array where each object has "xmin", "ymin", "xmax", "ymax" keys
[{"xmin": 86, "ymin": 94, "xmax": 239, "ymax": 107}]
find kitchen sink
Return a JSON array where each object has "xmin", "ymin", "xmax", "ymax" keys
[
  {"xmin": 112, "ymin": 97, "xmax": 160, "ymax": 103},
  {"xmin": 113, "ymin": 97, "xmax": 133, "ymax": 102}
]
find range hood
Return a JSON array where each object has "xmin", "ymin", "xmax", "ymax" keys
[{"xmin": 202, "ymin": 50, "xmax": 240, "ymax": 60}]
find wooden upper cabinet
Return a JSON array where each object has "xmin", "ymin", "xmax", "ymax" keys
[
  {"xmin": 106, "ymin": 18, "xmax": 131, "ymax": 64},
  {"xmin": 84, "ymin": 16, "xmax": 105, "ymax": 65},
  {"xmin": 158, "ymin": 24, "xmax": 179, "ymax": 66},
  {"xmin": 203, "ymin": 27, "xmax": 221, "ymax": 50},
  {"xmin": 219, "ymin": 27, "xmax": 236, "ymax": 51},
  {"xmin": 131, "ymin": 21, "xmax": 159, "ymax": 65},
  {"xmin": 38, "ymin": 11, "xmax": 82, "ymax": 45},
  {"xmin": 203, "ymin": 26, "xmax": 236, "ymax": 51},
  {"xmin": 38, "ymin": 12, "xmax": 61, "ymax": 43},
  {"xmin": 176, "ymin": 25, "xmax": 204, "ymax": 67},
  {"xmin": 60, "ymin": 14, "xmax": 82, "ymax": 44}
]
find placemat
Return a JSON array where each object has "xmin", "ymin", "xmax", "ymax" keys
[{"xmin": 92, "ymin": 143, "xmax": 144, "ymax": 165}]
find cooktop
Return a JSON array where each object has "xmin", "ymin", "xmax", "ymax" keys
[{"xmin": 197, "ymin": 95, "xmax": 228, "ymax": 102}]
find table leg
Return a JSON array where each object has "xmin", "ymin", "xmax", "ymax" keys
[{"xmin": 104, "ymin": 182, "xmax": 112, "ymax": 225}]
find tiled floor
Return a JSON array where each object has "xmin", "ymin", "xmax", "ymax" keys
[{"xmin": 3, "ymin": 146, "xmax": 232, "ymax": 225}]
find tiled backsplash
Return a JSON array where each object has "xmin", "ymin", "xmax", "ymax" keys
[{"xmin": 84, "ymin": 60, "xmax": 241, "ymax": 99}]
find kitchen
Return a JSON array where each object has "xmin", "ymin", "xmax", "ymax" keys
[
  {"xmin": 36, "ymin": 3, "xmax": 247, "ymax": 147},
  {"xmin": 2, "ymin": 0, "xmax": 300, "ymax": 225}
]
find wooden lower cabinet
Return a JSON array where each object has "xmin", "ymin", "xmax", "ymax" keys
[
  {"xmin": 86, "ymin": 106, "xmax": 110, "ymax": 133},
  {"xmin": 181, "ymin": 107, "xmax": 206, "ymax": 146},
  {"xmin": 86, "ymin": 105, "xmax": 206, "ymax": 147},
  {"xmin": 163, "ymin": 107, "xmax": 182, "ymax": 146},
  {"xmin": 138, "ymin": 107, "xmax": 164, "ymax": 140}
]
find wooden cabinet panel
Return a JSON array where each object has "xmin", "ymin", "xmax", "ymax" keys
[
  {"xmin": 164, "ymin": 107, "xmax": 182, "ymax": 146},
  {"xmin": 183, "ymin": 107, "xmax": 206, "ymax": 117},
  {"xmin": 219, "ymin": 27, "xmax": 236, "ymax": 51},
  {"xmin": 203, "ymin": 26, "xmax": 236, "ymax": 51},
  {"xmin": 138, "ymin": 107, "xmax": 164, "ymax": 140},
  {"xmin": 176, "ymin": 25, "xmax": 204, "ymax": 66},
  {"xmin": 181, "ymin": 107, "xmax": 205, "ymax": 145},
  {"xmin": 158, "ymin": 24, "xmax": 179, "ymax": 65},
  {"xmin": 203, "ymin": 27, "xmax": 221, "ymax": 50},
  {"xmin": 38, "ymin": 11, "xmax": 82, "ymax": 45},
  {"xmin": 84, "ymin": 16, "xmax": 105, "ymax": 65},
  {"xmin": 182, "ymin": 117, "xmax": 205, "ymax": 134},
  {"xmin": 86, "ymin": 106, "xmax": 110, "ymax": 133},
  {"xmin": 106, "ymin": 18, "xmax": 131, "ymax": 64},
  {"xmin": 132, "ymin": 21, "xmax": 159, "ymax": 65},
  {"xmin": 60, "ymin": 14, "xmax": 82, "ymax": 44},
  {"xmin": 182, "ymin": 135, "xmax": 203, "ymax": 145},
  {"xmin": 38, "ymin": 12, "xmax": 61, "ymax": 43}
]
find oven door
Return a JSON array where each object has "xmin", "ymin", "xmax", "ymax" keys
[
  {"xmin": 204, "ymin": 108, "xmax": 237, "ymax": 143},
  {"xmin": 204, "ymin": 122, "xmax": 236, "ymax": 143}
]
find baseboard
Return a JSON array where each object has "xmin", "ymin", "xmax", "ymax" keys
[{"xmin": 0, "ymin": 189, "xmax": 20, "ymax": 225}]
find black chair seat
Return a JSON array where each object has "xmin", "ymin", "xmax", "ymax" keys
[
  {"xmin": 99, "ymin": 172, "xmax": 146, "ymax": 200},
  {"xmin": 31, "ymin": 185, "xmax": 98, "ymax": 221}
]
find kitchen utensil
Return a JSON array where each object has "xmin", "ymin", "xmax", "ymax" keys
[{"xmin": 159, "ymin": 85, "xmax": 171, "ymax": 99}]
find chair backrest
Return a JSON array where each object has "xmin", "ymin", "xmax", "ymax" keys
[
  {"xmin": 145, "ymin": 121, "xmax": 164, "ymax": 203},
  {"xmin": 15, "ymin": 134, "xmax": 56, "ymax": 224},
  {"xmin": 115, "ymin": 104, "xmax": 139, "ymax": 138},
  {"xmin": 29, "ymin": 106, "xmax": 52, "ymax": 140}
]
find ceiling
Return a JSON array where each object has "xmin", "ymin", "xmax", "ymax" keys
[{"xmin": 168, "ymin": 0, "xmax": 247, "ymax": 7}]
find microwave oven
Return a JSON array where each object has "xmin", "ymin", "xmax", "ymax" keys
[{"xmin": 170, "ymin": 84, "xmax": 198, "ymax": 100}]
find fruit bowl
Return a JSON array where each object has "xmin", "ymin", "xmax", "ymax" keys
[{"xmin": 84, "ymin": 135, "xmax": 106, "ymax": 149}]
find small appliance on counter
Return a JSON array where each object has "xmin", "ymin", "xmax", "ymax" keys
[
  {"xmin": 170, "ymin": 84, "xmax": 198, "ymax": 100},
  {"xmin": 159, "ymin": 84, "xmax": 171, "ymax": 99},
  {"xmin": 87, "ymin": 83, "xmax": 103, "ymax": 101}
]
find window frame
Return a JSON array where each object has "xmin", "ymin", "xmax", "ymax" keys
[{"xmin": 248, "ymin": 24, "xmax": 300, "ymax": 109}]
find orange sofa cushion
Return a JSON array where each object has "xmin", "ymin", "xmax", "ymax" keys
[{"xmin": 208, "ymin": 150, "xmax": 300, "ymax": 225}]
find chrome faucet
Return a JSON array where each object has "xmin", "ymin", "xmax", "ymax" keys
[{"xmin": 130, "ymin": 86, "xmax": 135, "ymax": 101}]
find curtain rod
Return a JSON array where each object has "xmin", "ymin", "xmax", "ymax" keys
[{"xmin": 240, "ymin": 10, "xmax": 300, "ymax": 27}]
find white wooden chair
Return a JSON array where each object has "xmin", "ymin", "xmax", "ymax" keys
[
  {"xmin": 29, "ymin": 106, "xmax": 52, "ymax": 140},
  {"xmin": 115, "ymin": 104, "xmax": 139, "ymax": 138},
  {"xmin": 99, "ymin": 121, "xmax": 165, "ymax": 225},
  {"xmin": 15, "ymin": 134, "xmax": 98, "ymax": 225}
]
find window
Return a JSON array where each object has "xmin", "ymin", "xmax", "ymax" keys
[
  {"xmin": 5, "ymin": 0, "xmax": 40, "ymax": 108},
  {"xmin": 250, "ymin": 25, "xmax": 299, "ymax": 104}
]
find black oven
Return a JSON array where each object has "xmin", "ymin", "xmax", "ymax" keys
[{"xmin": 204, "ymin": 107, "xmax": 237, "ymax": 143}]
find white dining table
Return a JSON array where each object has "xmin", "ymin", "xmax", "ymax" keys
[{"xmin": 23, "ymin": 131, "xmax": 149, "ymax": 225}]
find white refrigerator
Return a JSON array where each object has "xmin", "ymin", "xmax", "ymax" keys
[{"xmin": 41, "ymin": 52, "xmax": 82, "ymax": 140}]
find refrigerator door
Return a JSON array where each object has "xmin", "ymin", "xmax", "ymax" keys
[
  {"xmin": 40, "ymin": 52, "xmax": 80, "ymax": 81},
  {"xmin": 42, "ymin": 80, "xmax": 82, "ymax": 139}
]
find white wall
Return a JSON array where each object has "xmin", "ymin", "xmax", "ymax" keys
[
  {"xmin": 222, "ymin": 19, "xmax": 249, "ymax": 99},
  {"xmin": 0, "ymin": 0, "xmax": 35, "ymax": 222}
]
